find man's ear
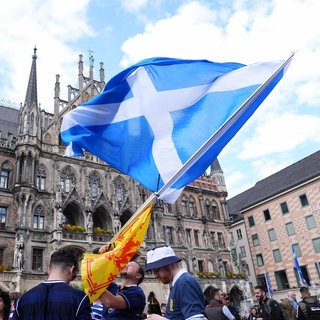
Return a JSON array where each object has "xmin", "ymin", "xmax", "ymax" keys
[{"xmin": 69, "ymin": 265, "xmax": 75, "ymax": 275}]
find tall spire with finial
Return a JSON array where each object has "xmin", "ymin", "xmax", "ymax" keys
[{"xmin": 24, "ymin": 47, "xmax": 38, "ymax": 108}]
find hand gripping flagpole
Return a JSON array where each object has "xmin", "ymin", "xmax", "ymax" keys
[{"xmin": 154, "ymin": 52, "xmax": 295, "ymax": 200}]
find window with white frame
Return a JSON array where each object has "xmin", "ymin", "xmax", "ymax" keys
[
  {"xmin": 252, "ymin": 234, "xmax": 260, "ymax": 246},
  {"xmin": 33, "ymin": 206, "xmax": 44, "ymax": 229},
  {"xmin": 239, "ymin": 246, "xmax": 246, "ymax": 258},
  {"xmin": 285, "ymin": 222, "xmax": 295, "ymax": 236},
  {"xmin": 306, "ymin": 215, "xmax": 317, "ymax": 230},
  {"xmin": 268, "ymin": 228, "xmax": 277, "ymax": 242},
  {"xmin": 0, "ymin": 169, "xmax": 9, "ymax": 189},
  {"xmin": 273, "ymin": 249, "xmax": 282, "ymax": 263},
  {"xmin": 0, "ymin": 207, "xmax": 6, "ymax": 229},
  {"xmin": 256, "ymin": 254, "xmax": 264, "ymax": 266}
]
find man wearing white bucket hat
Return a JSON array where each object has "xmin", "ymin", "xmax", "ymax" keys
[{"xmin": 146, "ymin": 245, "xmax": 207, "ymax": 320}]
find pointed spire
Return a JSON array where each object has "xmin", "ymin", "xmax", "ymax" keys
[
  {"xmin": 24, "ymin": 47, "xmax": 38, "ymax": 108},
  {"xmin": 210, "ymin": 159, "xmax": 222, "ymax": 173}
]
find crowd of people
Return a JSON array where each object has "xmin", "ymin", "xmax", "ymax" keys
[{"xmin": 1, "ymin": 245, "xmax": 320, "ymax": 320}]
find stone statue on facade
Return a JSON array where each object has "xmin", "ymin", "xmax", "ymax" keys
[
  {"xmin": 16, "ymin": 248, "xmax": 23, "ymax": 271},
  {"xmin": 87, "ymin": 211, "xmax": 93, "ymax": 233}
]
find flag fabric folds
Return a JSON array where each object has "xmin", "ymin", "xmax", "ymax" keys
[
  {"xmin": 264, "ymin": 272, "xmax": 273, "ymax": 299},
  {"xmin": 61, "ymin": 56, "xmax": 293, "ymax": 203},
  {"xmin": 292, "ymin": 244, "xmax": 309, "ymax": 288},
  {"xmin": 81, "ymin": 203, "xmax": 152, "ymax": 303}
]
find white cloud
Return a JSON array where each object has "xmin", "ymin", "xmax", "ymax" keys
[
  {"xmin": 251, "ymin": 156, "xmax": 292, "ymax": 180},
  {"xmin": 120, "ymin": 0, "xmax": 148, "ymax": 13},
  {"xmin": 120, "ymin": 2, "xmax": 221, "ymax": 67},
  {"xmin": 238, "ymin": 113, "xmax": 320, "ymax": 160},
  {"xmin": 120, "ymin": 0, "xmax": 320, "ymax": 65},
  {"xmin": 224, "ymin": 171, "xmax": 254, "ymax": 198},
  {"xmin": 0, "ymin": 0, "xmax": 92, "ymax": 111}
]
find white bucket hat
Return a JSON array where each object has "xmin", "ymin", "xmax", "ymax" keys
[{"xmin": 146, "ymin": 245, "xmax": 181, "ymax": 271}]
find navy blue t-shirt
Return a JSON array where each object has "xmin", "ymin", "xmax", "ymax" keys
[
  {"xmin": 102, "ymin": 282, "xmax": 146, "ymax": 320},
  {"xmin": 166, "ymin": 272, "xmax": 206, "ymax": 320},
  {"xmin": 13, "ymin": 280, "xmax": 92, "ymax": 320}
]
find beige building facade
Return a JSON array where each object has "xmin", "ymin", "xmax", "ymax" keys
[{"xmin": 228, "ymin": 151, "xmax": 320, "ymax": 300}]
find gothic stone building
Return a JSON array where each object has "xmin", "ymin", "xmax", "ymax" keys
[{"xmin": 0, "ymin": 49, "xmax": 239, "ymax": 304}]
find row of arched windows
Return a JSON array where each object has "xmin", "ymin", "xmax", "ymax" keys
[{"xmin": 180, "ymin": 195, "xmax": 221, "ymax": 220}]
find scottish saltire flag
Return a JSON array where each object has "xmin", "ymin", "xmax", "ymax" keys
[
  {"xmin": 61, "ymin": 55, "xmax": 293, "ymax": 203},
  {"xmin": 292, "ymin": 244, "xmax": 309, "ymax": 288},
  {"xmin": 264, "ymin": 272, "xmax": 273, "ymax": 299}
]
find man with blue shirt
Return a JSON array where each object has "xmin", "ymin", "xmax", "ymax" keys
[
  {"xmin": 99, "ymin": 260, "xmax": 146, "ymax": 320},
  {"xmin": 146, "ymin": 245, "xmax": 207, "ymax": 320},
  {"xmin": 13, "ymin": 248, "xmax": 91, "ymax": 320}
]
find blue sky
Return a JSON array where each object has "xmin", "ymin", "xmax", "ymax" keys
[{"xmin": 0, "ymin": 0, "xmax": 319, "ymax": 198}]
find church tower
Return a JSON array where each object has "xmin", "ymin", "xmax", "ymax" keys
[{"xmin": 15, "ymin": 47, "xmax": 41, "ymax": 188}]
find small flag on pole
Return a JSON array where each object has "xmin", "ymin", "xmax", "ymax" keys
[
  {"xmin": 264, "ymin": 272, "xmax": 273, "ymax": 299},
  {"xmin": 81, "ymin": 203, "xmax": 152, "ymax": 303},
  {"xmin": 292, "ymin": 244, "xmax": 309, "ymax": 288},
  {"xmin": 61, "ymin": 55, "xmax": 294, "ymax": 203}
]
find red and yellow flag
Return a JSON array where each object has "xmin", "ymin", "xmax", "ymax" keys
[{"xmin": 81, "ymin": 203, "xmax": 152, "ymax": 303}]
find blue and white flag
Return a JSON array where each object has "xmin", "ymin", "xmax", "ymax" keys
[
  {"xmin": 292, "ymin": 244, "xmax": 309, "ymax": 288},
  {"xmin": 264, "ymin": 272, "xmax": 273, "ymax": 299},
  {"xmin": 61, "ymin": 55, "xmax": 293, "ymax": 203}
]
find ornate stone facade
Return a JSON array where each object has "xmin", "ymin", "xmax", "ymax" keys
[{"xmin": 0, "ymin": 48, "xmax": 238, "ymax": 304}]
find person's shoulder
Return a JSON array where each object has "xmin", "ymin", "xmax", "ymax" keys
[
  {"xmin": 180, "ymin": 272, "xmax": 198, "ymax": 282},
  {"xmin": 108, "ymin": 282, "xmax": 119, "ymax": 291},
  {"xmin": 60, "ymin": 282, "xmax": 87, "ymax": 297},
  {"xmin": 268, "ymin": 298, "xmax": 279, "ymax": 305},
  {"xmin": 20, "ymin": 282, "xmax": 47, "ymax": 296},
  {"xmin": 132, "ymin": 285, "xmax": 145, "ymax": 296},
  {"xmin": 304, "ymin": 296, "xmax": 319, "ymax": 304}
]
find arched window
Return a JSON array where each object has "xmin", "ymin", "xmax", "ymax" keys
[
  {"xmin": 89, "ymin": 172, "xmax": 101, "ymax": 198},
  {"xmin": 189, "ymin": 196, "xmax": 196, "ymax": 217},
  {"xmin": 205, "ymin": 199, "xmax": 220, "ymax": 220},
  {"xmin": 212, "ymin": 200, "xmax": 221, "ymax": 220},
  {"xmin": 0, "ymin": 207, "xmax": 7, "ymax": 229},
  {"xmin": 205, "ymin": 199, "xmax": 212, "ymax": 219},
  {"xmin": 60, "ymin": 167, "xmax": 76, "ymax": 193},
  {"xmin": 114, "ymin": 177, "xmax": 126, "ymax": 202},
  {"xmin": 0, "ymin": 161, "xmax": 13, "ymax": 189},
  {"xmin": 30, "ymin": 113, "xmax": 34, "ymax": 134},
  {"xmin": 0, "ymin": 169, "xmax": 9, "ymax": 189},
  {"xmin": 36, "ymin": 166, "xmax": 46, "ymax": 190},
  {"xmin": 33, "ymin": 206, "xmax": 44, "ymax": 229},
  {"xmin": 181, "ymin": 195, "xmax": 187, "ymax": 216},
  {"xmin": 23, "ymin": 113, "xmax": 28, "ymax": 134}
]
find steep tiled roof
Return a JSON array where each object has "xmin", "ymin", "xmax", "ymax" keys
[
  {"xmin": 0, "ymin": 104, "xmax": 19, "ymax": 137},
  {"xmin": 227, "ymin": 150, "xmax": 320, "ymax": 216}
]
